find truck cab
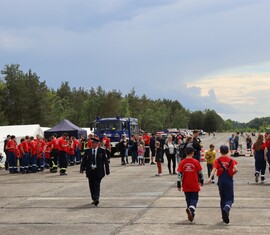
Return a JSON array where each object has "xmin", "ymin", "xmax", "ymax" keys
[{"xmin": 91, "ymin": 117, "xmax": 139, "ymax": 156}]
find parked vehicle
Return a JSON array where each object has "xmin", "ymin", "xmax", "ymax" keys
[{"xmin": 91, "ymin": 116, "xmax": 139, "ymax": 156}]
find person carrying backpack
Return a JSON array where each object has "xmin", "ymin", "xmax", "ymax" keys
[{"xmin": 207, "ymin": 145, "xmax": 238, "ymax": 224}]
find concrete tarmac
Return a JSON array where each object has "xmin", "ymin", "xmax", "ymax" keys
[{"xmin": 0, "ymin": 133, "xmax": 269, "ymax": 235}]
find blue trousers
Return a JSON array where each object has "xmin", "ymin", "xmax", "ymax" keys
[
  {"xmin": 8, "ymin": 152, "xmax": 17, "ymax": 173},
  {"xmin": 218, "ymin": 178, "xmax": 234, "ymax": 213},
  {"xmin": 184, "ymin": 192, "xmax": 199, "ymax": 210}
]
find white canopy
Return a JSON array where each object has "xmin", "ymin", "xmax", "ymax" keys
[{"xmin": 0, "ymin": 124, "xmax": 45, "ymax": 158}]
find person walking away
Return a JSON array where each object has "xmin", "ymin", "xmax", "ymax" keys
[
  {"xmin": 80, "ymin": 136, "xmax": 110, "ymax": 206},
  {"xmin": 192, "ymin": 130, "xmax": 202, "ymax": 162},
  {"xmin": 207, "ymin": 145, "xmax": 238, "ymax": 224},
  {"xmin": 253, "ymin": 134, "xmax": 266, "ymax": 183},
  {"xmin": 164, "ymin": 135, "xmax": 177, "ymax": 174},
  {"xmin": 177, "ymin": 146, "xmax": 204, "ymax": 222},
  {"xmin": 205, "ymin": 144, "xmax": 216, "ymax": 183},
  {"xmin": 155, "ymin": 141, "xmax": 164, "ymax": 176},
  {"xmin": 150, "ymin": 133, "xmax": 156, "ymax": 164}
]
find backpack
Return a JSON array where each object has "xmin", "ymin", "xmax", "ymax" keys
[{"xmin": 179, "ymin": 142, "xmax": 187, "ymax": 160}]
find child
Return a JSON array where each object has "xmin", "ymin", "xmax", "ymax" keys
[
  {"xmin": 155, "ymin": 141, "xmax": 164, "ymax": 176},
  {"xmin": 137, "ymin": 144, "xmax": 144, "ymax": 165},
  {"xmin": 205, "ymin": 144, "xmax": 216, "ymax": 183},
  {"xmin": 208, "ymin": 145, "xmax": 238, "ymax": 224},
  {"xmin": 177, "ymin": 146, "xmax": 204, "ymax": 222}
]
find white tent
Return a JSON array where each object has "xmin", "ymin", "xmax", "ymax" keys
[{"xmin": 0, "ymin": 124, "xmax": 45, "ymax": 159}]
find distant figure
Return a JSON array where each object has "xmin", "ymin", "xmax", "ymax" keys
[
  {"xmin": 234, "ymin": 133, "xmax": 239, "ymax": 150},
  {"xmin": 205, "ymin": 144, "xmax": 216, "ymax": 183},
  {"xmin": 164, "ymin": 135, "xmax": 177, "ymax": 174},
  {"xmin": 253, "ymin": 134, "xmax": 266, "ymax": 183},
  {"xmin": 155, "ymin": 141, "xmax": 164, "ymax": 176},
  {"xmin": 192, "ymin": 130, "xmax": 202, "ymax": 162},
  {"xmin": 228, "ymin": 134, "xmax": 235, "ymax": 151},
  {"xmin": 246, "ymin": 135, "xmax": 252, "ymax": 150}
]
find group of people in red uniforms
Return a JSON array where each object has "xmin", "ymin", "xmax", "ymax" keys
[{"xmin": 3, "ymin": 132, "xmax": 111, "ymax": 176}]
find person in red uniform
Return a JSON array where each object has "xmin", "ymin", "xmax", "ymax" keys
[
  {"xmin": 177, "ymin": 146, "xmax": 204, "ymax": 222},
  {"xmin": 208, "ymin": 145, "xmax": 238, "ymax": 224},
  {"xmin": 17, "ymin": 138, "xmax": 25, "ymax": 173},
  {"xmin": 68, "ymin": 138, "xmax": 75, "ymax": 166},
  {"xmin": 72, "ymin": 136, "xmax": 80, "ymax": 165},
  {"xmin": 102, "ymin": 133, "xmax": 111, "ymax": 161},
  {"xmin": 36, "ymin": 134, "xmax": 46, "ymax": 171},
  {"xmin": 5, "ymin": 135, "xmax": 18, "ymax": 173},
  {"xmin": 21, "ymin": 136, "xmax": 30, "ymax": 173},
  {"xmin": 44, "ymin": 138, "xmax": 52, "ymax": 169},
  {"xmin": 143, "ymin": 132, "xmax": 151, "ymax": 164},
  {"xmin": 58, "ymin": 133, "xmax": 69, "ymax": 175},
  {"xmin": 29, "ymin": 136, "xmax": 38, "ymax": 173},
  {"xmin": 50, "ymin": 134, "xmax": 59, "ymax": 173}
]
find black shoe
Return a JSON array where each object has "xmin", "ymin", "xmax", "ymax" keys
[
  {"xmin": 222, "ymin": 209, "xmax": 230, "ymax": 224},
  {"xmin": 94, "ymin": 200, "xmax": 99, "ymax": 206},
  {"xmin": 186, "ymin": 208, "xmax": 194, "ymax": 222},
  {"xmin": 60, "ymin": 172, "xmax": 67, "ymax": 176},
  {"xmin": 91, "ymin": 201, "xmax": 95, "ymax": 205},
  {"xmin": 151, "ymin": 162, "xmax": 155, "ymax": 165}
]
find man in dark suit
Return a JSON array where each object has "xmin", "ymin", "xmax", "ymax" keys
[{"xmin": 80, "ymin": 136, "xmax": 110, "ymax": 206}]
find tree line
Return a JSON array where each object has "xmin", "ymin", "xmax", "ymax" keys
[{"xmin": 0, "ymin": 64, "xmax": 265, "ymax": 133}]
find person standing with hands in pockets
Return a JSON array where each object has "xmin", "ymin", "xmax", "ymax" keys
[
  {"xmin": 177, "ymin": 146, "xmax": 204, "ymax": 222},
  {"xmin": 208, "ymin": 145, "xmax": 238, "ymax": 224}
]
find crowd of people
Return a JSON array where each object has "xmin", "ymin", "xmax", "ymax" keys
[{"xmin": 2, "ymin": 129, "xmax": 270, "ymax": 224}]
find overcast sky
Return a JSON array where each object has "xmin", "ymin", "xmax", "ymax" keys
[{"xmin": 1, "ymin": 0, "xmax": 270, "ymax": 123}]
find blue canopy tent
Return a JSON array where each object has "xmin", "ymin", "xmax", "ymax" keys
[{"xmin": 44, "ymin": 119, "xmax": 87, "ymax": 139}]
